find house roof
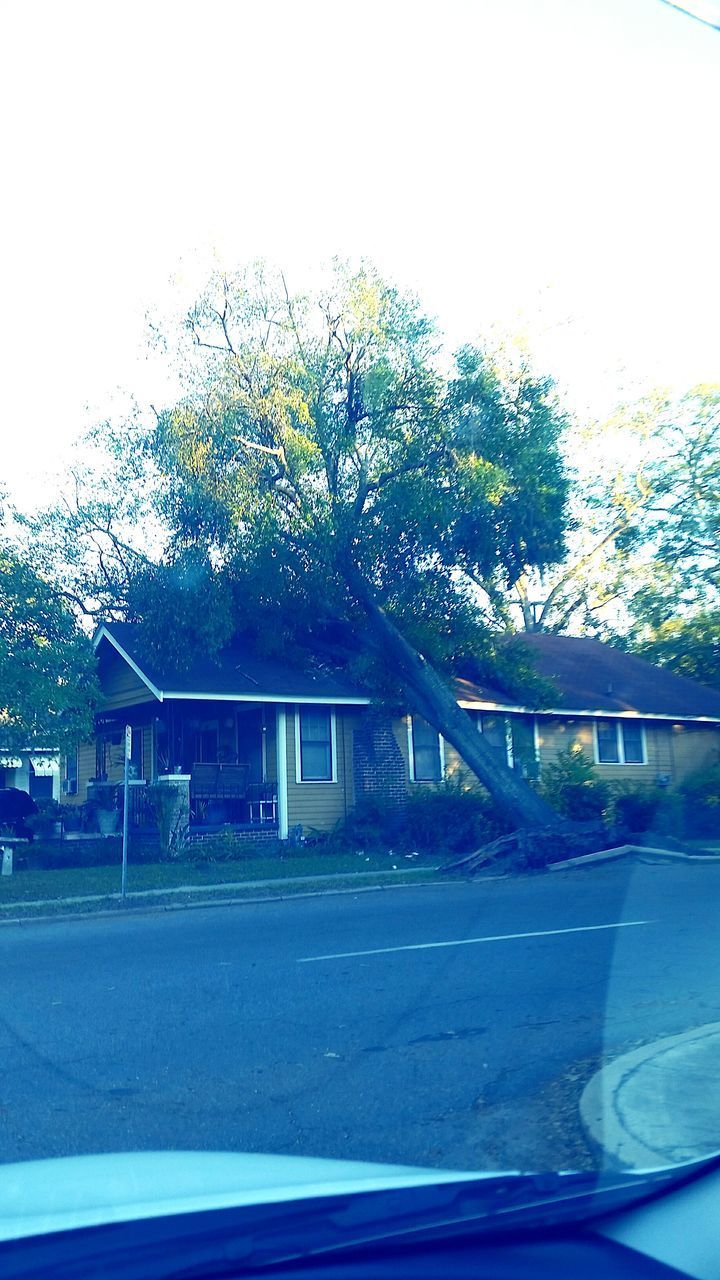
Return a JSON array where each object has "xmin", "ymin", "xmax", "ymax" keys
[
  {"xmin": 457, "ymin": 632, "xmax": 720, "ymax": 722},
  {"xmin": 94, "ymin": 623, "xmax": 371, "ymax": 705},
  {"xmin": 95, "ymin": 621, "xmax": 720, "ymax": 722}
]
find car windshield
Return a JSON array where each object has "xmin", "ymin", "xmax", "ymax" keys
[{"xmin": 1, "ymin": 0, "xmax": 720, "ymax": 1232}]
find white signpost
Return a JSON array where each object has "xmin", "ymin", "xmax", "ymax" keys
[{"xmin": 121, "ymin": 725, "xmax": 131, "ymax": 900}]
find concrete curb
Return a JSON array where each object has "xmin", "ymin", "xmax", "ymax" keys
[
  {"xmin": 580, "ymin": 1022, "xmax": 720, "ymax": 1170},
  {"xmin": 0, "ymin": 877, "xmax": 458, "ymax": 929},
  {"xmin": 0, "ymin": 866, "xmax": 438, "ymax": 913},
  {"xmin": 547, "ymin": 844, "xmax": 720, "ymax": 871}
]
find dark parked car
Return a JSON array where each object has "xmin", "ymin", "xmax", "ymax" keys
[{"xmin": 0, "ymin": 788, "xmax": 38, "ymax": 841}]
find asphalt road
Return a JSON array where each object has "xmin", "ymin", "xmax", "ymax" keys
[{"xmin": 1, "ymin": 860, "xmax": 719, "ymax": 1173}]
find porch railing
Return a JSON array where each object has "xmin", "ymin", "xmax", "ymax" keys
[{"xmin": 124, "ymin": 775, "xmax": 278, "ymax": 829}]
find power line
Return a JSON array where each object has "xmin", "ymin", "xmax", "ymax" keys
[{"xmin": 657, "ymin": 0, "xmax": 720, "ymax": 30}]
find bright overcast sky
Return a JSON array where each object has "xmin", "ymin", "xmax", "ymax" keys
[{"xmin": 2, "ymin": 0, "xmax": 719, "ymax": 510}]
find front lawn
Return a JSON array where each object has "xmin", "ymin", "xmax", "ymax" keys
[{"xmin": 0, "ymin": 849, "xmax": 434, "ymax": 906}]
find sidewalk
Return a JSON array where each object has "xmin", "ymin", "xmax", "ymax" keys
[
  {"xmin": 580, "ymin": 1022, "xmax": 720, "ymax": 1169},
  {"xmin": 0, "ymin": 866, "xmax": 444, "ymax": 923}
]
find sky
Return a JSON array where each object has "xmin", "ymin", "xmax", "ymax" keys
[{"xmin": 1, "ymin": 0, "xmax": 719, "ymax": 511}]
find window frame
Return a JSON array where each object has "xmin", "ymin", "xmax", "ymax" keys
[
  {"xmin": 295, "ymin": 705, "xmax": 338, "ymax": 784},
  {"xmin": 407, "ymin": 715, "xmax": 445, "ymax": 783},
  {"xmin": 593, "ymin": 719, "xmax": 647, "ymax": 766},
  {"xmin": 63, "ymin": 748, "xmax": 79, "ymax": 796}
]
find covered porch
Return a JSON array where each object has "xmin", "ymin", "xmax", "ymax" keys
[{"xmin": 94, "ymin": 699, "xmax": 287, "ymax": 834}]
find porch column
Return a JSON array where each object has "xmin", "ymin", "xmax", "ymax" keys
[
  {"xmin": 156, "ymin": 773, "xmax": 191, "ymax": 849},
  {"xmin": 275, "ymin": 705, "xmax": 289, "ymax": 840}
]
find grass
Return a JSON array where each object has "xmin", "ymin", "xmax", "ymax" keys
[
  {"xmin": 1, "ymin": 870, "xmax": 446, "ymax": 921},
  {"xmin": 0, "ymin": 849, "xmax": 436, "ymax": 909}
]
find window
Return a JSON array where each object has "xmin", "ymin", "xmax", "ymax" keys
[
  {"xmin": 191, "ymin": 722, "xmax": 219, "ymax": 764},
  {"xmin": 596, "ymin": 719, "xmax": 620, "ymax": 763},
  {"xmin": 63, "ymin": 750, "xmax": 78, "ymax": 796},
  {"xmin": 621, "ymin": 721, "xmax": 645, "ymax": 765},
  {"xmin": 475, "ymin": 713, "xmax": 539, "ymax": 778},
  {"xmin": 409, "ymin": 715, "xmax": 443, "ymax": 782},
  {"xmin": 510, "ymin": 717, "xmax": 539, "ymax": 780},
  {"xmin": 595, "ymin": 720, "xmax": 646, "ymax": 765},
  {"xmin": 478, "ymin": 713, "xmax": 509, "ymax": 760},
  {"xmin": 297, "ymin": 707, "xmax": 335, "ymax": 782}
]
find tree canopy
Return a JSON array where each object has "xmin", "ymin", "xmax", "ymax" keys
[
  {"xmin": 128, "ymin": 263, "xmax": 571, "ymax": 826},
  {"xmin": 0, "ymin": 539, "xmax": 98, "ymax": 752}
]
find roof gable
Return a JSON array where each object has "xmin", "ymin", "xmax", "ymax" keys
[{"xmin": 93, "ymin": 623, "xmax": 370, "ymax": 705}]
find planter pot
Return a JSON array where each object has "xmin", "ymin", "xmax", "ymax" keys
[{"xmin": 97, "ymin": 809, "xmax": 120, "ymax": 836}]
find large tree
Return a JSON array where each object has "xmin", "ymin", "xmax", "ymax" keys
[
  {"xmin": 491, "ymin": 384, "xmax": 720, "ymax": 648},
  {"xmin": 0, "ymin": 539, "xmax": 98, "ymax": 752},
  {"xmin": 139, "ymin": 263, "xmax": 571, "ymax": 829}
]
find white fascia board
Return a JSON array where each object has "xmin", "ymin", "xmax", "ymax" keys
[
  {"xmin": 456, "ymin": 699, "xmax": 720, "ymax": 725},
  {"xmin": 162, "ymin": 691, "xmax": 370, "ymax": 705},
  {"xmin": 93, "ymin": 626, "xmax": 164, "ymax": 702}
]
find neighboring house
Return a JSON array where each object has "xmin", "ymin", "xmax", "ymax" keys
[
  {"xmin": 68, "ymin": 623, "xmax": 720, "ymax": 840},
  {"xmin": 0, "ymin": 748, "xmax": 62, "ymax": 801}
]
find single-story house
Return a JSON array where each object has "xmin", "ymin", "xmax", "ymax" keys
[
  {"xmin": 0, "ymin": 749, "xmax": 63, "ymax": 802},
  {"xmin": 65, "ymin": 622, "xmax": 720, "ymax": 839}
]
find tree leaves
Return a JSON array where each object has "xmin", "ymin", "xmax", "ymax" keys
[{"xmin": 0, "ymin": 547, "xmax": 98, "ymax": 750}]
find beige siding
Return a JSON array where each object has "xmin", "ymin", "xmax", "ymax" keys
[
  {"xmin": 143, "ymin": 726, "xmax": 153, "ymax": 781},
  {"xmin": 285, "ymin": 705, "xmax": 356, "ymax": 833},
  {"xmin": 97, "ymin": 644, "xmax": 156, "ymax": 710},
  {"xmin": 670, "ymin": 723, "xmax": 720, "ymax": 781},
  {"xmin": 63, "ymin": 741, "xmax": 96, "ymax": 805},
  {"xmin": 534, "ymin": 716, "xmax": 707, "ymax": 786},
  {"xmin": 394, "ymin": 711, "xmax": 720, "ymax": 793}
]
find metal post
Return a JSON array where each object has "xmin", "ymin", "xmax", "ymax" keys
[{"xmin": 121, "ymin": 725, "xmax": 131, "ymax": 901}]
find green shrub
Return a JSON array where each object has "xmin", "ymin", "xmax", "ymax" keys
[
  {"xmin": 540, "ymin": 746, "xmax": 609, "ymax": 821},
  {"xmin": 679, "ymin": 762, "xmax": 720, "ymax": 837},
  {"xmin": 328, "ymin": 785, "xmax": 503, "ymax": 858},
  {"xmin": 339, "ymin": 796, "xmax": 406, "ymax": 850},
  {"xmin": 609, "ymin": 785, "xmax": 662, "ymax": 834},
  {"xmin": 403, "ymin": 782, "xmax": 505, "ymax": 855}
]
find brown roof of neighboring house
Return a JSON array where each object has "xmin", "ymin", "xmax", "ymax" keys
[{"xmin": 457, "ymin": 632, "xmax": 720, "ymax": 721}]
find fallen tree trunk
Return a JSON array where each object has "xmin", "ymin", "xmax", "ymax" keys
[
  {"xmin": 440, "ymin": 823, "xmax": 698, "ymax": 875},
  {"xmin": 440, "ymin": 821, "xmax": 610, "ymax": 874},
  {"xmin": 345, "ymin": 567, "xmax": 558, "ymax": 832}
]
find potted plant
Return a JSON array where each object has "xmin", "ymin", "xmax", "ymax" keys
[
  {"xmin": 88, "ymin": 782, "xmax": 120, "ymax": 835},
  {"xmin": 27, "ymin": 798, "xmax": 64, "ymax": 840}
]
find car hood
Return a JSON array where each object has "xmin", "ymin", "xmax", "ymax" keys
[{"xmin": 0, "ymin": 1150, "xmax": 485, "ymax": 1242}]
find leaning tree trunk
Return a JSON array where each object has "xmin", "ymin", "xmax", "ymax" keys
[{"xmin": 347, "ymin": 574, "xmax": 558, "ymax": 831}]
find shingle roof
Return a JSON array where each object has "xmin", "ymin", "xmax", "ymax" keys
[
  {"xmin": 458, "ymin": 632, "xmax": 720, "ymax": 721},
  {"xmin": 97, "ymin": 622, "xmax": 720, "ymax": 721},
  {"xmin": 96, "ymin": 623, "xmax": 370, "ymax": 703}
]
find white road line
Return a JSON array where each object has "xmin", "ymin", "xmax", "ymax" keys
[{"xmin": 297, "ymin": 919, "xmax": 654, "ymax": 963}]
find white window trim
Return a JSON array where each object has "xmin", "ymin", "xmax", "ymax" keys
[
  {"xmin": 294, "ymin": 705, "xmax": 338, "ymax": 784},
  {"xmin": 407, "ymin": 715, "xmax": 445, "ymax": 783},
  {"xmin": 592, "ymin": 719, "xmax": 647, "ymax": 766}
]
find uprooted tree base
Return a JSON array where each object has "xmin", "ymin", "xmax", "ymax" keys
[{"xmin": 440, "ymin": 822, "xmax": 697, "ymax": 875}]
